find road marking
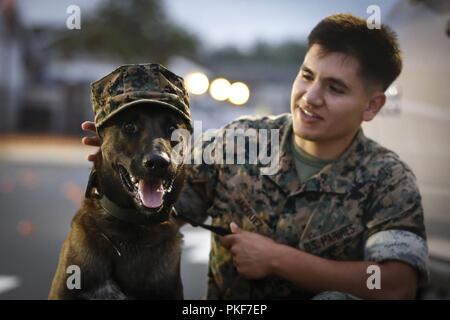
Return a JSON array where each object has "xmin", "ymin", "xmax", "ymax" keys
[{"xmin": 0, "ymin": 275, "xmax": 21, "ymax": 295}]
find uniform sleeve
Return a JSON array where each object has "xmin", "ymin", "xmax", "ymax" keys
[
  {"xmin": 364, "ymin": 229, "xmax": 429, "ymax": 285},
  {"xmin": 174, "ymin": 131, "xmax": 220, "ymax": 224},
  {"xmin": 363, "ymin": 161, "xmax": 429, "ymax": 284}
]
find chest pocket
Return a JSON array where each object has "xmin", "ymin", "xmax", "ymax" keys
[{"xmin": 296, "ymin": 195, "xmax": 365, "ymax": 258}]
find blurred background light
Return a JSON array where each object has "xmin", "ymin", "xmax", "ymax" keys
[
  {"xmin": 209, "ymin": 78, "xmax": 231, "ymax": 101},
  {"xmin": 185, "ymin": 72, "xmax": 209, "ymax": 95},
  {"xmin": 386, "ymin": 85, "xmax": 399, "ymax": 97},
  {"xmin": 228, "ymin": 82, "xmax": 250, "ymax": 105}
]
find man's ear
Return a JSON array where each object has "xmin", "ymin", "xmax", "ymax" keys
[{"xmin": 362, "ymin": 92, "xmax": 386, "ymax": 122}]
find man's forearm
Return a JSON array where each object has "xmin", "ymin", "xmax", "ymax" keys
[{"xmin": 269, "ymin": 242, "xmax": 417, "ymax": 299}]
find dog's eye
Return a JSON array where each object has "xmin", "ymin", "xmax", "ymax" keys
[
  {"xmin": 122, "ymin": 122, "xmax": 138, "ymax": 135},
  {"xmin": 166, "ymin": 125, "xmax": 177, "ymax": 136}
]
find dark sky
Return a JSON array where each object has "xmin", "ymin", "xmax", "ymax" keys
[
  {"xmin": 19, "ymin": 0, "xmax": 399, "ymax": 50},
  {"xmin": 164, "ymin": 0, "xmax": 399, "ymax": 50}
]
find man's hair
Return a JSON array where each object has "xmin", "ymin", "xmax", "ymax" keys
[{"xmin": 307, "ymin": 14, "xmax": 402, "ymax": 91}]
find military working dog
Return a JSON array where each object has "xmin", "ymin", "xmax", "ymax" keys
[{"xmin": 49, "ymin": 64, "xmax": 193, "ymax": 299}]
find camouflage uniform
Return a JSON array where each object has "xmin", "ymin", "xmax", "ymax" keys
[{"xmin": 176, "ymin": 113, "xmax": 428, "ymax": 299}]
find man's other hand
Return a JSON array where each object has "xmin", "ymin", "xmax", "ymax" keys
[
  {"xmin": 81, "ymin": 121, "xmax": 101, "ymax": 162},
  {"xmin": 220, "ymin": 222, "xmax": 279, "ymax": 279}
]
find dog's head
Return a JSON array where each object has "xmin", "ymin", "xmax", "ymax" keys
[{"xmin": 94, "ymin": 103, "xmax": 190, "ymax": 218}]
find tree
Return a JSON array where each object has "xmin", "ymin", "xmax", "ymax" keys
[
  {"xmin": 203, "ymin": 40, "xmax": 307, "ymax": 66},
  {"xmin": 52, "ymin": 0, "xmax": 199, "ymax": 64}
]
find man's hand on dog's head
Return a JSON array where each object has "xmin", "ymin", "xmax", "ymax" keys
[{"xmin": 81, "ymin": 121, "xmax": 101, "ymax": 162}]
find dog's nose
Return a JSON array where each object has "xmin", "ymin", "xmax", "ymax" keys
[{"xmin": 143, "ymin": 154, "xmax": 170, "ymax": 172}]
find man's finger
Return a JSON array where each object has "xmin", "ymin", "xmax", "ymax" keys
[
  {"xmin": 219, "ymin": 235, "xmax": 235, "ymax": 249},
  {"xmin": 87, "ymin": 154, "xmax": 97, "ymax": 162},
  {"xmin": 81, "ymin": 121, "xmax": 96, "ymax": 133},
  {"xmin": 230, "ymin": 246, "xmax": 239, "ymax": 256},
  {"xmin": 82, "ymin": 136, "xmax": 101, "ymax": 147},
  {"xmin": 230, "ymin": 222, "xmax": 243, "ymax": 234}
]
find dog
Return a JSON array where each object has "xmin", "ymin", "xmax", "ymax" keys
[{"xmin": 49, "ymin": 103, "xmax": 190, "ymax": 299}]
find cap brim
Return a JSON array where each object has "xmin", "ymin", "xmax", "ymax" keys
[{"xmin": 95, "ymin": 99, "xmax": 192, "ymax": 133}]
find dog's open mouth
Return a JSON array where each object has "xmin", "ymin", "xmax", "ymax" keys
[{"xmin": 118, "ymin": 165, "xmax": 173, "ymax": 210}]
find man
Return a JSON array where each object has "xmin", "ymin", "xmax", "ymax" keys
[{"xmin": 82, "ymin": 14, "xmax": 428, "ymax": 299}]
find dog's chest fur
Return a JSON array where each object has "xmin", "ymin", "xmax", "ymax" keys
[
  {"xmin": 81, "ymin": 203, "xmax": 183, "ymax": 299},
  {"xmin": 49, "ymin": 200, "xmax": 184, "ymax": 300},
  {"xmin": 103, "ymin": 226, "xmax": 183, "ymax": 299}
]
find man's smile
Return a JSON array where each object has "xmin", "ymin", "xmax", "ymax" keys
[{"xmin": 296, "ymin": 104, "xmax": 324, "ymax": 123}]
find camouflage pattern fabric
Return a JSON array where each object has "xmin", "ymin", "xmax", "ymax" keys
[
  {"xmin": 90, "ymin": 63, "xmax": 192, "ymax": 131},
  {"xmin": 175, "ymin": 113, "xmax": 428, "ymax": 299},
  {"xmin": 311, "ymin": 291, "xmax": 361, "ymax": 300},
  {"xmin": 364, "ymin": 229, "xmax": 429, "ymax": 284}
]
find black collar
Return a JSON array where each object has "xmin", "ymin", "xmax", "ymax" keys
[{"xmin": 99, "ymin": 193, "xmax": 172, "ymax": 225}]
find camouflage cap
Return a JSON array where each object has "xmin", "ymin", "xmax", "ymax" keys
[{"xmin": 90, "ymin": 63, "xmax": 192, "ymax": 131}]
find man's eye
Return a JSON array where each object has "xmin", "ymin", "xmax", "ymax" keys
[
  {"xmin": 122, "ymin": 122, "xmax": 138, "ymax": 135},
  {"xmin": 302, "ymin": 72, "xmax": 313, "ymax": 81},
  {"xmin": 329, "ymin": 85, "xmax": 344, "ymax": 94}
]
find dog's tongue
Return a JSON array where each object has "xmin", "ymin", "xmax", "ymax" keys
[{"xmin": 138, "ymin": 180, "xmax": 164, "ymax": 208}]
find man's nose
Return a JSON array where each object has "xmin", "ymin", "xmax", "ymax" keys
[
  {"xmin": 303, "ymin": 82, "xmax": 324, "ymax": 108},
  {"xmin": 142, "ymin": 153, "xmax": 170, "ymax": 173}
]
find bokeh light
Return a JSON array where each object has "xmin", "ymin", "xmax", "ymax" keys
[
  {"xmin": 209, "ymin": 78, "xmax": 231, "ymax": 101},
  {"xmin": 185, "ymin": 72, "xmax": 209, "ymax": 95},
  {"xmin": 228, "ymin": 82, "xmax": 250, "ymax": 105},
  {"xmin": 17, "ymin": 219, "xmax": 37, "ymax": 237}
]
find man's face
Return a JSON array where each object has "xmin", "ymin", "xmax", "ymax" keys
[{"xmin": 291, "ymin": 44, "xmax": 380, "ymax": 145}]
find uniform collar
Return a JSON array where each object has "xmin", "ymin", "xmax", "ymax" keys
[{"xmin": 264, "ymin": 116, "xmax": 367, "ymax": 196}]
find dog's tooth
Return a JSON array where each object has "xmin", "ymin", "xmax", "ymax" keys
[{"xmin": 130, "ymin": 176, "xmax": 137, "ymax": 184}]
